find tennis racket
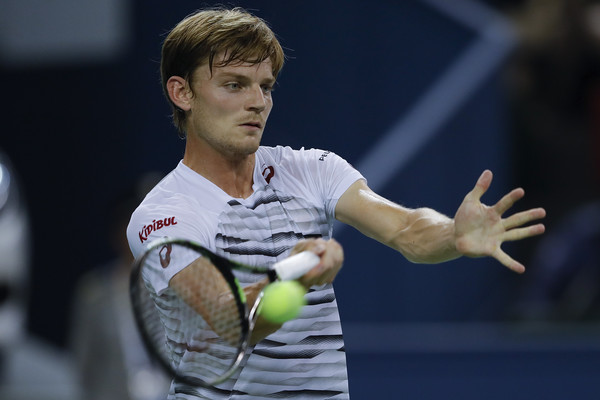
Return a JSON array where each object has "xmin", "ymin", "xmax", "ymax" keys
[{"xmin": 129, "ymin": 237, "xmax": 320, "ymax": 388}]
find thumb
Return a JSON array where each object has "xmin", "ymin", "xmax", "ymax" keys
[{"xmin": 467, "ymin": 170, "xmax": 493, "ymax": 201}]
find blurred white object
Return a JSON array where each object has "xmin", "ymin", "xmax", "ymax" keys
[
  {"xmin": 0, "ymin": 152, "xmax": 79, "ymax": 400},
  {"xmin": 0, "ymin": 0, "xmax": 131, "ymax": 66},
  {"xmin": 0, "ymin": 153, "xmax": 30, "ymax": 347}
]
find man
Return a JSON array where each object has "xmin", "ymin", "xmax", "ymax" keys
[{"xmin": 127, "ymin": 7, "xmax": 545, "ymax": 399}]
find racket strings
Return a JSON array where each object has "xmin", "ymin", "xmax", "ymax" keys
[
  {"xmin": 182, "ymin": 271, "xmax": 243, "ymax": 348},
  {"xmin": 133, "ymin": 243, "xmax": 248, "ymax": 384}
]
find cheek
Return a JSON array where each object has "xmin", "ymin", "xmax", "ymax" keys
[
  {"xmin": 195, "ymin": 89, "xmax": 235, "ymax": 114},
  {"xmin": 195, "ymin": 103, "xmax": 232, "ymax": 127}
]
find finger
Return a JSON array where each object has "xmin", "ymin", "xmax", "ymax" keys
[
  {"xmin": 297, "ymin": 264, "xmax": 323, "ymax": 287},
  {"xmin": 492, "ymin": 248, "xmax": 525, "ymax": 274},
  {"xmin": 317, "ymin": 240, "xmax": 344, "ymax": 283},
  {"xmin": 300, "ymin": 261, "xmax": 337, "ymax": 286},
  {"xmin": 298, "ymin": 239, "xmax": 343, "ymax": 286},
  {"xmin": 503, "ymin": 208, "xmax": 546, "ymax": 230},
  {"xmin": 290, "ymin": 239, "xmax": 312, "ymax": 253},
  {"xmin": 493, "ymin": 188, "xmax": 525, "ymax": 215},
  {"xmin": 291, "ymin": 238, "xmax": 326, "ymax": 256},
  {"xmin": 467, "ymin": 170, "xmax": 493, "ymax": 201},
  {"xmin": 502, "ymin": 223, "xmax": 546, "ymax": 242}
]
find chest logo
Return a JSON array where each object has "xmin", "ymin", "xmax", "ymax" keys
[{"xmin": 262, "ymin": 166, "xmax": 275, "ymax": 184}]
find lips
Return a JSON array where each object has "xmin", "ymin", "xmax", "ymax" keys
[{"xmin": 240, "ymin": 121, "xmax": 263, "ymax": 129}]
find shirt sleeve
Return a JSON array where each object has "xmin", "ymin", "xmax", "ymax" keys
[
  {"xmin": 283, "ymin": 147, "xmax": 365, "ymax": 220},
  {"xmin": 127, "ymin": 198, "xmax": 210, "ymax": 294}
]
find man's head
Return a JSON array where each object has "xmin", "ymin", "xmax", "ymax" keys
[{"xmin": 161, "ymin": 7, "xmax": 285, "ymax": 135}]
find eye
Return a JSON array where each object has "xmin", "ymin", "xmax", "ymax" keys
[
  {"xmin": 225, "ymin": 82, "xmax": 241, "ymax": 90},
  {"xmin": 261, "ymin": 84, "xmax": 274, "ymax": 94}
]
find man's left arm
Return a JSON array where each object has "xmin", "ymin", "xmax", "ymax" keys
[{"xmin": 335, "ymin": 170, "xmax": 546, "ymax": 273}]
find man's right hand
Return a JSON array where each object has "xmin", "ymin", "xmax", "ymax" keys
[{"xmin": 290, "ymin": 238, "xmax": 344, "ymax": 288}]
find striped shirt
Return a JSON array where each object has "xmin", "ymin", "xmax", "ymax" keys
[{"xmin": 127, "ymin": 145, "xmax": 363, "ymax": 399}]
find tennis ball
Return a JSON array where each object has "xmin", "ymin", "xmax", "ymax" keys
[{"xmin": 258, "ymin": 280, "xmax": 307, "ymax": 324}]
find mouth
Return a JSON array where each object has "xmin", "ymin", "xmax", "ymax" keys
[{"xmin": 240, "ymin": 121, "xmax": 263, "ymax": 129}]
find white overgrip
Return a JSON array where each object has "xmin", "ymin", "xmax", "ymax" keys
[{"xmin": 272, "ymin": 251, "xmax": 320, "ymax": 281}]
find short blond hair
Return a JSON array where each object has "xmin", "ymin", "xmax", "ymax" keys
[{"xmin": 160, "ymin": 7, "xmax": 286, "ymax": 135}]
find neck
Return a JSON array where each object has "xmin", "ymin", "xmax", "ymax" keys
[{"xmin": 182, "ymin": 138, "xmax": 256, "ymax": 199}]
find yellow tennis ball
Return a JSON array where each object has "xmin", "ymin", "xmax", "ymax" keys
[{"xmin": 259, "ymin": 280, "xmax": 307, "ymax": 324}]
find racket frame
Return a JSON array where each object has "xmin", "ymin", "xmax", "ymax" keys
[{"xmin": 129, "ymin": 237, "xmax": 306, "ymax": 388}]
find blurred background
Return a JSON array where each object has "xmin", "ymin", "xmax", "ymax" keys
[{"xmin": 1, "ymin": 0, "xmax": 600, "ymax": 398}]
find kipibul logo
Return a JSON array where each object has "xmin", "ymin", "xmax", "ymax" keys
[{"xmin": 138, "ymin": 217, "xmax": 178, "ymax": 243}]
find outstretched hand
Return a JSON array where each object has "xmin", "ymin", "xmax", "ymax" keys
[{"xmin": 454, "ymin": 170, "xmax": 546, "ymax": 273}]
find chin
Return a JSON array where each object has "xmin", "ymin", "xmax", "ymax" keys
[
  {"xmin": 242, "ymin": 136, "xmax": 262, "ymax": 152},
  {"xmin": 226, "ymin": 143, "xmax": 260, "ymax": 159},
  {"xmin": 244, "ymin": 143, "xmax": 261, "ymax": 155}
]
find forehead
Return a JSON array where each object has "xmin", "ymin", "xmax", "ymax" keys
[{"xmin": 198, "ymin": 53, "xmax": 274, "ymax": 80}]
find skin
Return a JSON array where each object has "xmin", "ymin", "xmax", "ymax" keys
[
  {"xmin": 166, "ymin": 53, "xmax": 546, "ymax": 343},
  {"xmin": 167, "ymin": 57, "xmax": 275, "ymax": 199},
  {"xmin": 335, "ymin": 171, "xmax": 546, "ymax": 274}
]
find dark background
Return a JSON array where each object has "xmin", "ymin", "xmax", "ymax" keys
[{"xmin": 2, "ymin": 0, "xmax": 600, "ymax": 398}]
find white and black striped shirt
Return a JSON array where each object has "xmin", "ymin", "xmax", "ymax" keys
[{"xmin": 127, "ymin": 146, "xmax": 363, "ymax": 399}]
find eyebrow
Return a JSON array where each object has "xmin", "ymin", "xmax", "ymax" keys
[{"xmin": 215, "ymin": 72, "xmax": 276, "ymax": 85}]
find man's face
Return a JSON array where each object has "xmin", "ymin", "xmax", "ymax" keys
[{"xmin": 186, "ymin": 54, "xmax": 275, "ymax": 158}]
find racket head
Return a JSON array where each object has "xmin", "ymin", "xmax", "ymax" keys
[{"xmin": 129, "ymin": 238, "xmax": 252, "ymax": 387}]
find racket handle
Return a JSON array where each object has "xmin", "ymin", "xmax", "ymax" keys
[{"xmin": 273, "ymin": 251, "xmax": 320, "ymax": 281}]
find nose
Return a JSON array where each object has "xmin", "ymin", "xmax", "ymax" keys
[{"xmin": 246, "ymin": 85, "xmax": 268, "ymax": 113}]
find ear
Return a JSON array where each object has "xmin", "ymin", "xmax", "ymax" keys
[{"xmin": 166, "ymin": 76, "xmax": 192, "ymax": 111}]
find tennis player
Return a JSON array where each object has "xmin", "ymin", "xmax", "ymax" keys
[{"xmin": 126, "ymin": 7, "xmax": 546, "ymax": 399}]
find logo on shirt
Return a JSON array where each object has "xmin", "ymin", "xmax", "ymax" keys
[
  {"xmin": 319, "ymin": 150, "xmax": 331, "ymax": 161},
  {"xmin": 138, "ymin": 217, "xmax": 178, "ymax": 243},
  {"xmin": 262, "ymin": 165, "xmax": 275, "ymax": 183},
  {"xmin": 159, "ymin": 244, "xmax": 172, "ymax": 268}
]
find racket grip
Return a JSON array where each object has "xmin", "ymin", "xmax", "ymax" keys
[{"xmin": 273, "ymin": 251, "xmax": 320, "ymax": 281}]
